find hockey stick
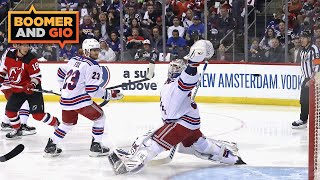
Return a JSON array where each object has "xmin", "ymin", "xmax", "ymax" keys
[
  {"xmin": 149, "ymin": 61, "xmax": 209, "ymax": 166},
  {"xmin": 1, "ymin": 83, "xmax": 61, "ymax": 96},
  {"xmin": 0, "ymin": 144, "xmax": 24, "ymax": 162},
  {"xmin": 99, "ymin": 60, "xmax": 155, "ymax": 107}
]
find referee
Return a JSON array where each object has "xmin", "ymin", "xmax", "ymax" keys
[{"xmin": 292, "ymin": 31, "xmax": 320, "ymax": 129}]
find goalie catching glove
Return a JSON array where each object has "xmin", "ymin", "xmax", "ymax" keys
[
  {"xmin": 184, "ymin": 40, "xmax": 214, "ymax": 66},
  {"xmin": 103, "ymin": 89, "xmax": 124, "ymax": 101}
]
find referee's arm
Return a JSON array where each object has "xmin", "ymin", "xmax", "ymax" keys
[{"xmin": 312, "ymin": 45, "xmax": 320, "ymax": 76}]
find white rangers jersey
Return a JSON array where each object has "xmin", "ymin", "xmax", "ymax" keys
[
  {"xmin": 160, "ymin": 70, "xmax": 201, "ymax": 130},
  {"xmin": 0, "ymin": 47, "xmax": 15, "ymax": 91},
  {"xmin": 57, "ymin": 56, "xmax": 105, "ymax": 110}
]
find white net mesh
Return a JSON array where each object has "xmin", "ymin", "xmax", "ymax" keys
[{"xmin": 314, "ymin": 73, "xmax": 320, "ymax": 179}]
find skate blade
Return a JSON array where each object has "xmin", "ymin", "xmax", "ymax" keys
[
  {"xmin": 43, "ymin": 152, "xmax": 61, "ymax": 158},
  {"xmin": 291, "ymin": 125, "xmax": 307, "ymax": 129},
  {"xmin": 5, "ymin": 136, "xmax": 22, "ymax": 140},
  {"xmin": 21, "ymin": 130, "xmax": 37, "ymax": 136},
  {"xmin": 1, "ymin": 127, "xmax": 13, "ymax": 131},
  {"xmin": 89, "ymin": 151, "xmax": 109, "ymax": 157}
]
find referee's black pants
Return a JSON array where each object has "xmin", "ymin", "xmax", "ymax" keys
[{"xmin": 300, "ymin": 78, "xmax": 310, "ymax": 122}]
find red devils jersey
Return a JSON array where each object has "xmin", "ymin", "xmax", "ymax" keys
[{"xmin": 0, "ymin": 48, "xmax": 41, "ymax": 93}]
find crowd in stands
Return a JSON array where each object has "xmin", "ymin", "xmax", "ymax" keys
[{"xmin": 1, "ymin": 0, "xmax": 320, "ymax": 63}]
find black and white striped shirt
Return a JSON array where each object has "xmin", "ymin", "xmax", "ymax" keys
[{"xmin": 299, "ymin": 44, "xmax": 320, "ymax": 78}]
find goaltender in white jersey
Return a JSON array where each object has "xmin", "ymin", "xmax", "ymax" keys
[
  {"xmin": 108, "ymin": 40, "xmax": 245, "ymax": 175},
  {"xmin": 44, "ymin": 39, "xmax": 123, "ymax": 157}
]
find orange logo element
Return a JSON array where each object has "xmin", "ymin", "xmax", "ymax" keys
[{"xmin": 8, "ymin": 5, "xmax": 79, "ymax": 48}]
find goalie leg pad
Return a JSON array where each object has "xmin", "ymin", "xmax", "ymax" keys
[
  {"xmin": 108, "ymin": 147, "xmax": 148, "ymax": 175},
  {"xmin": 193, "ymin": 137, "xmax": 245, "ymax": 165}
]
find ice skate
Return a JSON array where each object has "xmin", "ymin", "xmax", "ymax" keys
[
  {"xmin": 44, "ymin": 138, "xmax": 62, "ymax": 157},
  {"xmin": 5, "ymin": 128, "xmax": 22, "ymax": 140},
  {"xmin": 1, "ymin": 122, "xmax": 12, "ymax": 131},
  {"xmin": 20, "ymin": 124, "xmax": 36, "ymax": 136},
  {"xmin": 292, "ymin": 119, "xmax": 307, "ymax": 129},
  {"xmin": 89, "ymin": 137, "xmax": 110, "ymax": 157}
]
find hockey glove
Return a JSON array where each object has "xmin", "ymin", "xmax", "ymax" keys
[
  {"xmin": 24, "ymin": 81, "xmax": 36, "ymax": 94},
  {"xmin": 103, "ymin": 89, "xmax": 124, "ymax": 101}
]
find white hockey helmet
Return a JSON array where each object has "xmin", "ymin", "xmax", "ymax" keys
[
  {"xmin": 82, "ymin": 38, "xmax": 100, "ymax": 55},
  {"xmin": 168, "ymin": 59, "xmax": 186, "ymax": 80}
]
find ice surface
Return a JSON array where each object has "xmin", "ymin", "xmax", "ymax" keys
[{"xmin": 0, "ymin": 102, "xmax": 307, "ymax": 180}]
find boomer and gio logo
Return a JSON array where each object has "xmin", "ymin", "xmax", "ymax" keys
[{"xmin": 8, "ymin": 5, "xmax": 79, "ymax": 47}]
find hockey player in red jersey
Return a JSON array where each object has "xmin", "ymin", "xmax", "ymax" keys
[
  {"xmin": 0, "ymin": 43, "xmax": 60, "ymax": 139},
  {"xmin": 108, "ymin": 40, "xmax": 245, "ymax": 175},
  {"xmin": 0, "ymin": 46, "xmax": 36, "ymax": 135},
  {"xmin": 43, "ymin": 39, "xmax": 123, "ymax": 157}
]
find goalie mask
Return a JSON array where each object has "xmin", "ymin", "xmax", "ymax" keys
[{"xmin": 168, "ymin": 59, "xmax": 186, "ymax": 80}]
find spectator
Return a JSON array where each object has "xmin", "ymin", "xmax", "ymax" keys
[
  {"xmin": 79, "ymin": 3, "xmax": 89, "ymax": 22},
  {"xmin": 107, "ymin": 31, "xmax": 121, "ymax": 56},
  {"xmin": 94, "ymin": 0, "xmax": 108, "ymax": 13},
  {"xmin": 125, "ymin": 0, "xmax": 140, "ymax": 10},
  {"xmin": 127, "ymin": 28, "xmax": 144, "ymax": 51},
  {"xmin": 259, "ymin": 28, "xmax": 276, "ymax": 51},
  {"xmin": 167, "ymin": 16, "xmax": 185, "ymax": 38},
  {"xmin": 315, "ymin": 37, "xmax": 320, "ymax": 50},
  {"xmin": 59, "ymin": 44, "xmax": 78, "ymax": 61},
  {"xmin": 42, "ymin": 44, "xmax": 57, "ymax": 61},
  {"xmin": 192, "ymin": 0, "xmax": 204, "ymax": 18},
  {"xmin": 182, "ymin": 9, "xmax": 194, "ymax": 30},
  {"xmin": 313, "ymin": 26, "xmax": 320, "ymax": 42},
  {"xmin": 141, "ymin": 4, "xmax": 157, "ymax": 29},
  {"xmin": 99, "ymin": 39, "xmax": 116, "ymax": 62},
  {"xmin": 217, "ymin": 43, "xmax": 226, "ymax": 61},
  {"xmin": 288, "ymin": 0, "xmax": 303, "ymax": 16},
  {"xmin": 134, "ymin": 39, "xmax": 158, "ymax": 61},
  {"xmin": 301, "ymin": 0, "xmax": 314, "ymax": 16},
  {"xmin": 154, "ymin": 17, "xmax": 164, "ymax": 35},
  {"xmin": 90, "ymin": 7, "xmax": 100, "ymax": 24},
  {"xmin": 289, "ymin": 37, "xmax": 302, "ymax": 63},
  {"xmin": 124, "ymin": 5, "xmax": 141, "ymax": 27},
  {"xmin": 153, "ymin": 1, "xmax": 163, "ymax": 16},
  {"xmin": 276, "ymin": 21, "xmax": 293, "ymax": 48},
  {"xmin": 186, "ymin": 16, "xmax": 205, "ymax": 41},
  {"xmin": 96, "ymin": 13, "xmax": 109, "ymax": 40},
  {"xmin": 266, "ymin": 11, "xmax": 282, "ymax": 30},
  {"xmin": 166, "ymin": 29, "xmax": 187, "ymax": 58},
  {"xmin": 108, "ymin": 0, "xmax": 120, "ymax": 12},
  {"xmin": 149, "ymin": 27, "xmax": 163, "ymax": 53},
  {"xmin": 125, "ymin": 18, "xmax": 143, "ymax": 38},
  {"xmin": 80, "ymin": 15, "xmax": 94, "ymax": 43},
  {"xmin": 173, "ymin": 0, "xmax": 192, "ymax": 18},
  {"xmin": 249, "ymin": 38, "xmax": 266, "ymax": 62},
  {"xmin": 0, "ymin": 0, "xmax": 9, "ymax": 22},
  {"xmin": 106, "ymin": 12, "xmax": 119, "ymax": 36},
  {"xmin": 93, "ymin": 28, "xmax": 102, "ymax": 41},
  {"xmin": 266, "ymin": 38, "xmax": 285, "ymax": 63},
  {"xmin": 165, "ymin": 7, "xmax": 175, "ymax": 27},
  {"xmin": 213, "ymin": 7, "xmax": 235, "ymax": 39},
  {"xmin": 186, "ymin": 30, "xmax": 202, "ymax": 47},
  {"xmin": 60, "ymin": 0, "xmax": 78, "ymax": 11},
  {"xmin": 30, "ymin": 44, "xmax": 43, "ymax": 58}
]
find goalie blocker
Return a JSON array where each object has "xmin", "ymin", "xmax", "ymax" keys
[{"xmin": 108, "ymin": 40, "xmax": 245, "ymax": 175}]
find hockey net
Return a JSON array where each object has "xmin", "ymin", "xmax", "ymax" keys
[{"xmin": 310, "ymin": 72, "xmax": 320, "ymax": 180}]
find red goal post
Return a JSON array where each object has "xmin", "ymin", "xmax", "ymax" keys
[{"xmin": 309, "ymin": 59, "xmax": 320, "ymax": 180}]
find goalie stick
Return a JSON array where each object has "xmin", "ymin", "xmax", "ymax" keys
[
  {"xmin": 99, "ymin": 60, "xmax": 155, "ymax": 107},
  {"xmin": 149, "ymin": 61, "xmax": 209, "ymax": 166},
  {"xmin": 0, "ymin": 144, "xmax": 24, "ymax": 162}
]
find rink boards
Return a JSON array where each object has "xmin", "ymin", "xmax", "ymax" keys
[{"xmin": 0, "ymin": 62, "xmax": 302, "ymax": 106}]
